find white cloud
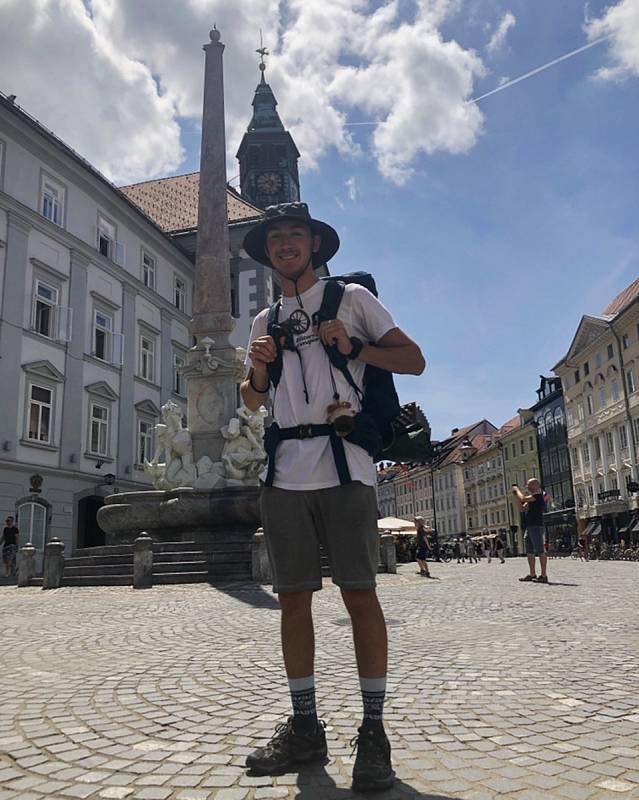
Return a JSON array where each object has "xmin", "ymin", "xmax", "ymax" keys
[
  {"xmin": 0, "ymin": 0, "xmax": 487, "ymax": 185},
  {"xmin": 585, "ymin": 0, "xmax": 639, "ymax": 80},
  {"xmin": 345, "ymin": 176, "xmax": 358, "ymax": 202},
  {"xmin": 486, "ymin": 11, "xmax": 516, "ymax": 55},
  {"xmin": 0, "ymin": 0, "xmax": 183, "ymax": 184}
]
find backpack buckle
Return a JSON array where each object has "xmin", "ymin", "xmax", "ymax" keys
[{"xmin": 298, "ymin": 424, "xmax": 313, "ymax": 439}]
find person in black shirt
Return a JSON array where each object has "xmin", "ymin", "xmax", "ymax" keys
[
  {"xmin": 1, "ymin": 515, "xmax": 19, "ymax": 577},
  {"xmin": 512, "ymin": 479, "xmax": 548, "ymax": 583}
]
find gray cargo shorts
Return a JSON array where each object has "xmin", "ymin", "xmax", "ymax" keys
[
  {"xmin": 260, "ymin": 482, "xmax": 380, "ymax": 594},
  {"xmin": 524, "ymin": 525, "xmax": 545, "ymax": 556}
]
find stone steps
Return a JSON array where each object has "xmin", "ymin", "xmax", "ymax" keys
[{"xmin": 57, "ymin": 539, "xmax": 253, "ymax": 587}]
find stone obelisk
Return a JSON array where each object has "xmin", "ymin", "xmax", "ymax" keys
[{"xmin": 185, "ymin": 27, "xmax": 244, "ymax": 465}]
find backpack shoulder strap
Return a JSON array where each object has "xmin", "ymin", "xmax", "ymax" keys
[
  {"xmin": 317, "ymin": 279, "xmax": 345, "ymax": 324},
  {"xmin": 265, "ymin": 300, "xmax": 282, "ymax": 389},
  {"xmin": 316, "ymin": 281, "xmax": 363, "ymax": 398}
]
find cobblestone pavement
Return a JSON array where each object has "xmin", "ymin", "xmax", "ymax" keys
[{"xmin": 1, "ymin": 559, "xmax": 638, "ymax": 800}]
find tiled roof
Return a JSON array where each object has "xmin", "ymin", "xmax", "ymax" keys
[
  {"xmin": 602, "ymin": 277, "xmax": 639, "ymax": 317},
  {"xmin": 119, "ymin": 173, "xmax": 264, "ymax": 233},
  {"xmin": 498, "ymin": 415, "xmax": 520, "ymax": 435}
]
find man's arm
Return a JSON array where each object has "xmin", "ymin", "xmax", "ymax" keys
[
  {"xmin": 511, "ymin": 486, "xmax": 535, "ymax": 507},
  {"xmin": 317, "ymin": 322, "xmax": 425, "ymax": 375},
  {"xmin": 359, "ymin": 327, "xmax": 425, "ymax": 375}
]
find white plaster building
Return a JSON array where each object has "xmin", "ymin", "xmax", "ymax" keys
[
  {"xmin": 0, "ymin": 91, "xmax": 262, "ymax": 560},
  {"xmin": 553, "ymin": 279, "xmax": 639, "ymax": 540}
]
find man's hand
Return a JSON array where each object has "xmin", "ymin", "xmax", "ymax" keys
[
  {"xmin": 249, "ymin": 335, "xmax": 277, "ymax": 366},
  {"xmin": 316, "ymin": 319, "xmax": 352, "ymax": 356}
]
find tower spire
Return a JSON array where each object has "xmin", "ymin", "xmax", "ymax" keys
[{"xmin": 256, "ymin": 29, "xmax": 269, "ymax": 84}]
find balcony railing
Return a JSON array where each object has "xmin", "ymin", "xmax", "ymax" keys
[{"xmin": 597, "ymin": 489, "xmax": 621, "ymax": 502}]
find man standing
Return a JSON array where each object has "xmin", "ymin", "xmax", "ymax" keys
[
  {"xmin": 240, "ymin": 203, "xmax": 425, "ymax": 792},
  {"xmin": 512, "ymin": 478, "xmax": 548, "ymax": 583},
  {"xmin": 1, "ymin": 515, "xmax": 19, "ymax": 577}
]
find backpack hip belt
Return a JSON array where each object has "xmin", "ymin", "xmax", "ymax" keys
[{"xmin": 264, "ymin": 422, "xmax": 353, "ymax": 487}]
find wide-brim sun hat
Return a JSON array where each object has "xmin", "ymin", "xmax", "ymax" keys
[{"xmin": 243, "ymin": 202, "xmax": 340, "ymax": 268}]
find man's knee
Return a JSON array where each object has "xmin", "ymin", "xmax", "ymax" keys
[
  {"xmin": 340, "ymin": 587, "xmax": 379, "ymax": 618},
  {"xmin": 279, "ymin": 590, "xmax": 313, "ymax": 617}
]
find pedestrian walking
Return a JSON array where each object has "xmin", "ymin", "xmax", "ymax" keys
[
  {"xmin": 467, "ymin": 538, "xmax": 478, "ymax": 564},
  {"xmin": 414, "ymin": 517, "xmax": 432, "ymax": 578},
  {"xmin": 483, "ymin": 536, "xmax": 492, "ymax": 563},
  {"xmin": 240, "ymin": 202, "xmax": 425, "ymax": 791},
  {"xmin": 494, "ymin": 535, "xmax": 505, "ymax": 564},
  {"xmin": 1, "ymin": 515, "xmax": 19, "ymax": 577},
  {"xmin": 512, "ymin": 479, "xmax": 549, "ymax": 583},
  {"xmin": 453, "ymin": 538, "xmax": 461, "ymax": 563}
]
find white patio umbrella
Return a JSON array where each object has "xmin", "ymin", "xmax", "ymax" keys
[{"xmin": 377, "ymin": 517, "xmax": 417, "ymax": 533}]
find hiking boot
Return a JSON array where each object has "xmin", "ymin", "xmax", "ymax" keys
[
  {"xmin": 351, "ymin": 726, "xmax": 395, "ymax": 792},
  {"xmin": 245, "ymin": 717, "xmax": 327, "ymax": 775}
]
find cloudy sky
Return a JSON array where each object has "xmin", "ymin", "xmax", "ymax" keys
[{"xmin": 1, "ymin": 0, "xmax": 638, "ymax": 439}]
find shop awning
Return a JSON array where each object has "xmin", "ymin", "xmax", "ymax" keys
[
  {"xmin": 626, "ymin": 517, "xmax": 639, "ymax": 534},
  {"xmin": 584, "ymin": 520, "xmax": 602, "ymax": 538}
]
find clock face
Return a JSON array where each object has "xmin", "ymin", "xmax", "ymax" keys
[{"xmin": 257, "ymin": 172, "xmax": 283, "ymax": 194}]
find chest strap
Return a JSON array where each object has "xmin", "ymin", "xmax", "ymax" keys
[{"xmin": 264, "ymin": 422, "xmax": 352, "ymax": 487}]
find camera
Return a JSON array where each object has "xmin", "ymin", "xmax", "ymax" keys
[{"xmin": 271, "ymin": 319, "xmax": 298, "ymax": 352}]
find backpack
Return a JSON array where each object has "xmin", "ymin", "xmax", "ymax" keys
[{"xmin": 264, "ymin": 272, "xmax": 433, "ymax": 471}]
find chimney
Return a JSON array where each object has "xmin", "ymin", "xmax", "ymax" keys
[{"xmin": 451, "ymin": 428, "xmax": 459, "ymax": 435}]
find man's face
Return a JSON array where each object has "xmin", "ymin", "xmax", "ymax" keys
[{"xmin": 265, "ymin": 220, "xmax": 320, "ymax": 279}]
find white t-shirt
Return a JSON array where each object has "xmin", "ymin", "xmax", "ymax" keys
[{"xmin": 246, "ymin": 280, "xmax": 396, "ymax": 490}]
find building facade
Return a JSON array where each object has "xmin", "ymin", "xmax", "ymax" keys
[
  {"xmin": 553, "ymin": 279, "xmax": 639, "ymax": 543},
  {"xmin": 463, "ymin": 427, "xmax": 512, "ymax": 542},
  {"xmin": 0, "ymin": 92, "xmax": 197, "ymax": 559},
  {"xmin": 529, "ymin": 376, "xmax": 575, "ymax": 547},
  {"xmin": 501, "ymin": 410, "xmax": 541, "ymax": 552}
]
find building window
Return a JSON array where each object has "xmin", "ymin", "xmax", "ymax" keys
[
  {"xmin": 594, "ymin": 352, "xmax": 601, "ymax": 369},
  {"xmin": 633, "ymin": 418, "xmax": 639, "ymax": 445},
  {"xmin": 27, "ymin": 384, "xmax": 52, "ymax": 443},
  {"xmin": 620, "ymin": 424, "xmax": 628, "ymax": 449},
  {"xmin": 528, "ymin": 436, "xmax": 534, "ymax": 451},
  {"xmin": 519, "ymin": 440, "xmax": 525, "ymax": 455},
  {"xmin": 594, "ymin": 437, "xmax": 602, "ymax": 460},
  {"xmin": 566, "ymin": 406, "xmax": 574, "ymax": 426},
  {"xmin": 587, "ymin": 485, "xmax": 594, "ymax": 503},
  {"xmin": 139, "ymin": 335, "xmax": 155, "ymax": 382},
  {"xmin": 142, "ymin": 252, "xmax": 156, "ymax": 289},
  {"xmin": 607, "ymin": 343, "xmax": 614, "ymax": 360},
  {"xmin": 41, "ymin": 176, "xmax": 65, "ymax": 226},
  {"xmin": 511, "ymin": 444, "xmax": 517, "ymax": 458},
  {"xmin": 97, "ymin": 215, "xmax": 125, "ymax": 265},
  {"xmin": 33, "ymin": 280, "xmax": 58, "ymax": 338},
  {"xmin": 606, "ymin": 431, "xmax": 614, "ymax": 455},
  {"xmin": 627, "ymin": 370, "xmax": 636, "ymax": 394},
  {"xmin": 581, "ymin": 442, "xmax": 590, "ymax": 466},
  {"xmin": 89, "ymin": 403, "xmax": 109, "ymax": 456},
  {"xmin": 577, "ymin": 401, "xmax": 584, "ymax": 421},
  {"xmin": 622, "ymin": 333, "xmax": 629, "ymax": 350},
  {"xmin": 583, "ymin": 362, "xmax": 590, "ymax": 376},
  {"xmin": 173, "ymin": 353, "xmax": 185, "ymax": 395},
  {"xmin": 94, "ymin": 311, "xmax": 111, "ymax": 361},
  {"xmin": 574, "ymin": 369, "xmax": 580, "ymax": 384},
  {"xmin": 138, "ymin": 419, "xmax": 154, "ymax": 465},
  {"xmin": 599, "ymin": 386, "xmax": 606, "ymax": 409},
  {"xmin": 611, "ymin": 380, "xmax": 620, "ymax": 402},
  {"xmin": 587, "ymin": 395, "xmax": 594, "ymax": 415},
  {"xmin": 174, "ymin": 276, "xmax": 186, "ymax": 312},
  {"xmin": 572, "ymin": 447, "xmax": 578, "ymax": 466}
]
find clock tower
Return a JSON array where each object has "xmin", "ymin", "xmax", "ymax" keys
[{"xmin": 236, "ymin": 46, "xmax": 300, "ymax": 209}]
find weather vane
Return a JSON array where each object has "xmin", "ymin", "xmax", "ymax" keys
[{"xmin": 256, "ymin": 29, "xmax": 269, "ymax": 74}]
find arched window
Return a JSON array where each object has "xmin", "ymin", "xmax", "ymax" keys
[
  {"xmin": 554, "ymin": 407, "xmax": 565, "ymax": 441},
  {"xmin": 17, "ymin": 501, "xmax": 47, "ymax": 552},
  {"xmin": 537, "ymin": 416, "xmax": 546, "ymax": 439}
]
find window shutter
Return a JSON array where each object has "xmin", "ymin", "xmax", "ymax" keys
[
  {"xmin": 56, "ymin": 306, "xmax": 73, "ymax": 342},
  {"xmin": 112, "ymin": 332, "xmax": 124, "ymax": 366},
  {"xmin": 114, "ymin": 241, "xmax": 126, "ymax": 266}
]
